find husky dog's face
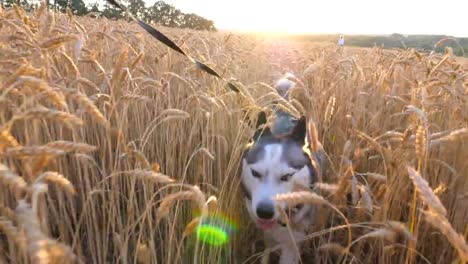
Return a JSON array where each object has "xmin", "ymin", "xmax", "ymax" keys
[{"xmin": 241, "ymin": 115, "xmax": 318, "ymax": 230}]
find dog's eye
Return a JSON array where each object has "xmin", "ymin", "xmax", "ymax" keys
[
  {"xmin": 280, "ymin": 173, "xmax": 293, "ymax": 182},
  {"xmin": 251, "ymin": 169, "xmax": 261, "ymax": 178}
]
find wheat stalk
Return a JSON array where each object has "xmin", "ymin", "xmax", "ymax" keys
[
  {"xmin": 67, "ymin": 91, "xmax": 109, "ymax": 126},
  {"xmin": 313, "ymin": 182, "xmax": 339, "ymax": 195},
  {"xmin": 358, "ymin": 228, "xmax": 397, "ymax": 242},
  {"xmin": 39, "ymin": 35, "xmax": 78, "ymax": 49},
  {"xmin": 275, "ymin": 191, "xmax": 327, "ymax": 207},
  {"xmin": 130, "ymin": 169, "xmax": 175, "ymax": 184},
  {"xmin": 0, "ymin": 163, "xmax": 28, "ymax": 195},
  {"xmin": 157, "ymin": 186, "xmax": 206, "ymax": 220},
  {"xmin": 0, "ymin": 219, "xmax": 27, "ymax": 250},
  {"xmin": 422, "ymin": 210, "xmax": 468, "ymax": 262},
  {"xmin": 35, "ymin": 171, "xmax": 76, "ymax": 195},
  {"xmin": 15, "ymin": 200, "xmax": 80, "ymax": 263},
  {"xmin": 45, "ymin": 141, "xmax": 97, "ymax": 153},
  {"xmin": 12, "ymin": 76, "xmax": 67, "ymax": 110},
  {"xmin": 407, "ymin": 166, "xmax": 447, "ymax": 216},
  {"xmin": 16, "ymin": 108, "xmax": 83, "ymax": 127}
]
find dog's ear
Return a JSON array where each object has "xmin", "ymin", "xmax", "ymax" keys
[
  {"xmin": 289, "ymin": 116, "xmax": 307, "ymax": 144},
  {"xmin": 253, "ymin": 111, "xmax": 271, "ymax": 140}
]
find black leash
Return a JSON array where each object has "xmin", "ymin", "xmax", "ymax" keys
[{"xmin": 105, "ymin": 0, "xmax": 239, "ymax": 93}]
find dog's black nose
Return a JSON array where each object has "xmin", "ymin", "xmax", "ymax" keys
[{"xmin": 256, "ymin": 200, "xmax": 275, "ymax": 219}]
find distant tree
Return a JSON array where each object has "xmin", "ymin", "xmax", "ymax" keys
[
  {"xmin": 3, "ymin": 0, "xmax": 15, "ymax": 8},
  {"xmin": 146, "ymin": 1, "xmax": 180, "ymax": 26},
  {"xmin": 4, "ymin": 0, "xmax": 28, "ymax": 8},
  {"xmin": 70, "ymin": 0, "xmax": 87, "ymax": 15},
  {"xmin": 88, "ymin": 3, "xmax": 99, "ymax": 13},
  {"xmin": 3, "ymin": 0, "xmax": 217, "ymax": 32},
  {"xmin": 54, "ymin": 0, "xmax": 67, "ymax": 11},
  {"xmin": 52, "ymin": 0, "xmax": 86, "ymax": 14},
  {"xmin": 145, "ymin": 1, "xmax": 216, "ymax": 31},
  {"xmin": 181, "ymin": 13, "xmax": 216, "ymax": 31},
  {"xmin": 101, "ymin": 2, "xmax": 124, "ymax": 19},
  {"xmin": 126, "ymin": 0, "xmax": 146, "ymax": 20},
  {"xmin": 390, "ymin": 33, "xmax": 405, "ymax": 39}
]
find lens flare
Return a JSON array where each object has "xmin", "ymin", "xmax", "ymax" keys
[
  {"xmin": 194, "ymin": 212, "xmax": 238, "ymax": 246},
  {"xmin": 196, "ymin": 225, "xmax": 228, "ymax": 246}
]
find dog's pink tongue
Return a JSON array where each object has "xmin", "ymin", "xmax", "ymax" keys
[{"xmin": 257, "ymin": 219, "xmax": 276, "ymax": 230}]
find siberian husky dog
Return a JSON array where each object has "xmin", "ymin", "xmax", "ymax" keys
[{"xmin": 241, "ymin": 75, "xmax": 325, "ymax": 263}]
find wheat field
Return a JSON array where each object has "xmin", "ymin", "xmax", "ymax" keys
[{"xmin": 0, "ymin": 5, "xmax": 467, "ymax": 264}]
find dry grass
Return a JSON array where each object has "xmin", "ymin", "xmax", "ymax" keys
[{"xmin": 1, "ymin": 5, "xmax": 467, "ymax": 264}]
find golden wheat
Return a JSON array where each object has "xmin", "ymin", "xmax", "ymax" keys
[
  {"xmin": 130, "ymin": 169, "xmax": 175, "ymax": 184},
  {"xmin": 275, "ymin": 191, "xmax": 327, "ymax": 207},
  {"xmin": 15, "ymin": 108, "xmax": 83, "ymax": 127},
  {"xmin": 422, "ymin": 210, "xmax": 468, "ymax": 262},
  {"xmin": 407, "ymin": 166, "xmax": 447, "ymax": 216},
  {"xmin": 0, "ymin": 6, "xmax": 466, "ymax": 264},
  {"xmin": 35, "ymin": 171, "xmax": 76, "ymax": 195}
]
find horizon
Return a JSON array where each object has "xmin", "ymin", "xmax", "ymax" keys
[{"xmin": 149, "ymin": 0, "xmax": 467, "ymax": 38}]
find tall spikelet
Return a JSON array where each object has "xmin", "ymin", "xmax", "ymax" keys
[
  {"xmin": 205, "ymin": 195, "xmax": 218, "ymax": 213},
  {"xmin": 276, "ymin": 190, "xmax": 352, "ymax": 247},
  {"xmin": 358, "ymin": 228, "xmax": 397, "ymax": 242},
  {"xmin": 0, "ymin": 130, "xmax": 20, "ymax": 152},
  {"xmin": 13, "ymin": 77, "xmax": 67, "ymax": 110},
  {"xmin": 130, "ymin": 169, "xmax": 175, "ymax": 184},
  {"xmin": 157, "ymin": 186, "xmax": 206, "ymax": 220},
  {"xmin": 68, "ymin": 91, "xmax": 109, "ymax": 126},
  {"xmin": 0, "ymin": 163, "xmax": 28, "ymax": 196},
  {"xmin": 318, "ymin": 243, "xmax": 346, "ymax": 255},
  {"xmin": 136, "ymin": 243, "xmax": 151, "ymax": 264},
  {"xmin": 45, "ymin": 141, "xmax": 97, "ymax": 153},
  {"xmin": 429, "ymin": 128, "xmax": 468, "ymax": 147},
  {"xmin": 59, "ymin": 52, "xmax": 80, "ymax": 78},
  {"xmin": 3, "ymin": 146, "xmax": 65, "ymax": 157},
  {"xmin": 386, "ymin": 221, "xmax": 415, "ymax": 242},
  {"xmin": 407, "ymin": 166, "xmax": 447, "ymax": 216},
  {"xmin": 0, "ymin": 206, "xmax": 17, "ymax": 222},
  {"xmin": 111, "ymin": 48, "xmax": 129, "ymax": 100},
  {"xmin": 160, "ymin": 109, "xmax": 191, "ymax": 119},
  {"xmin": 415, "ymin": 125, "xmax": 427, "ymax": 161},
  {"xmin": 408, "ymin": 124, "xmax": 427, "ymax": 239},
  {"xmin": 182, "ymin": 217, "xmax": 201, "ymax": 237},
  {"xmin": 35, "ymin": 171, "xmax": 76, "ymax": 195},
  {"xmin": 314, "ymin": 182, "xmax": 339, "ymax": 195},
  {"xmin": 307, "ymin": 120, "xmax": 320, "ymax": 153},
  {"xmin": 130, "ymin": 52, "xmax": 144, "ymax": 69},
  {"xmin": 405, "ymin": 105, "xmax": 428, "ymax": 125},
  {"xmin": 363, "ymin": 172, "xmax": 387, "ymax": 182},
  {"xmin": 12, "ymin": 4, "xmax": 24, "ymax": 20},
  {"xmin": 0, "ymin": 219, "xmax": 27, "ymax": 251},
  {"xmin": 15, "ymin": 200, "xmax": 80, "ymax": 264},
  {"xmin": 335, "ymin": 166, "xmax": 353, "ymax": 203},
  {"xmin": 123, "ymin": 149, "xmax": 151, "ymax": 168},
  {"xmin": 3, "ymin": 65, "xmax": 31, "ymax": 89},
  {"xmin": 358, "ymin": 185, "xmax": 373, "ymax": 213},
  {"xmin": 72, "ymin": 78, "xmax": 100, "ymax": 94},
  {"xmin": 16, "ymin": 108, "xmax": 83, "ymax": 127},
  {"xmin": 275, "ymin": 191, "xmax": 327, "ymax": 207},
  {"xmin": 39, "ymin": 35, "xmax": 78, "ymax": 50},
  {"xmin": 422, "ymin": 211, "xmax": 468, "ymax": 262},
  {"xmin": 324, "ymin": 96, "xmax": 336, "ymax": 124}
]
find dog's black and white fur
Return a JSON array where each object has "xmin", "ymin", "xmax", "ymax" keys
[{"xmin": 241, "ymin": 75, "xmax": 325, "ymax": 263}]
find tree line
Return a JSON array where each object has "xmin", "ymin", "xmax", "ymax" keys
[
  {"xmin": 292, "ymin": 34, "xmax": 468, "ymax": 57},
  {"xmin": 1, "ymin": 0, "xmax": 217, "ymax": 31}
]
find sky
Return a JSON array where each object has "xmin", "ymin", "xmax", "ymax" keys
[{"xmin": 147, "ymin": 0, "xmax": 467, "ymax": 37}]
